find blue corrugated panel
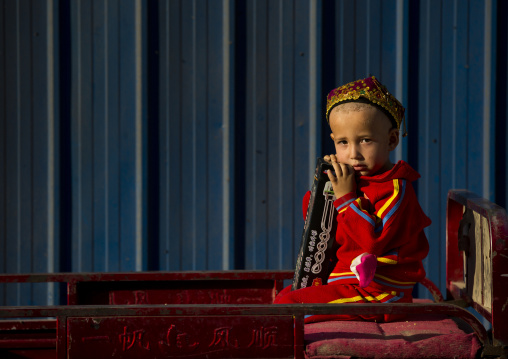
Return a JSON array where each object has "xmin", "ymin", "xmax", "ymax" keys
[
  {"xmin": 207, "ymin": 0, "xmax": 229, "ymax": 270},
  {"xmin": 90, "ymin": 0, "xmax": 121, "ymax": 273},
  {"xmin": 69, "ymin": 0, "xmax": 147, "ymax": 272},
  {"xmin": 332, "ymin": 1, "xmax": 400, "ymax": 107},
  {"xmin": 293, "ymin": 0, "xmax": 318, "ymax": 264},
  {"xmin": 119, "ymin": 0, "xmax": 148, "ymax": 271},
  {"xmin": 439, "ymin": 0, "xmax": 464, "ymax": 292},
  {"xmin": 0, "ymin": 0, "xmax": 59, "ymax": 305},
  {"xmin": 7, "ymin": 0, "xmax": 34, "ymax": 306},
  {"xmin": 414, "ymin": 0, "xmax": 499, "ymax": 295},
  {"xmin": 417, "ymin": 0, "xmax": 445, "ymax": 294},
  {"xmin": 158, "ymin": 0, "xmax": 183, "ymax": 270},
  {"xmin": 178, "ymin": 0, "xmax": 195, "ymax": 270},
  {"xmin": 32, "ymin": 0, "xmax": 59, "ymax": 305},
  {"xmin": 273, "ymin": 0, "xmax": 299, "ymax": 269},
  {"xmin": 497, "ymin": 0, "xmax": 508, "ymax": 209},
  {"xmin": 71, "ymin": 0, "xmax": 93, "ymax": 273},
  {"xmin": 157, "ymin": 0, "xmax": 235, "ymax": 271},
  {"xmin": 244, "ymin": 0, "xmax": 269, "ymax": 269},
  {"xmin": 0, "ymin": 0, "xmax": 4, "ymax": 304},
  {"xmin": 467, "ymin": 0, "xmax": 487, "ymax": 198},
  {"xmin": 242, "ymin": 0, "xmax": 318, "ymax": 270}
]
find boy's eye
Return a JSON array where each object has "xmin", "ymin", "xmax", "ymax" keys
[
  {"xmin": 337, "ymin": 140, "xmax": 347, "ymax": 145},
  {"xmin": 360, "ymin": 138, "xmax": 371, "ymax": 143}
]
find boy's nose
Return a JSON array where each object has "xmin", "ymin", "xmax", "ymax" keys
[{"xmin": 349, "ymin": 145, "xmax": 362, "ymax": 159}]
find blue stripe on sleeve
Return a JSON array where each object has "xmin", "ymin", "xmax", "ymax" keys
[
  {"xmin": 384, "ymin": 292, "xmax": 404, "ymax": 303},
  {"xmin": 351, "ymin": 203, "xmax": 376, "ymax": 226},
  {"xmin": 336, "ymin": 198, "xmax": 355, "ymax": 211},
  {"xmin": 327, "ymin": 276, "xmax": 357, "ymax": 283}
]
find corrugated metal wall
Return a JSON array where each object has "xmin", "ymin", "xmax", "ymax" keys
[
  {"xmin": 68, "ymin": 0, "xmax": 148, "ymax": 273},
  {"xmin": 0, "ymin": 0, "xmax": 60, "ymax": 305},
  {"xmin": 1, "ymin": 0, "xmax": 507, "ymax": 305},
  {"xmin": 157, "ymin": 0, "xmax": 236, "ymax": 272},
  {"xmin": 414, "ymin": 0, "xmax": 499, "ymax": 294}
]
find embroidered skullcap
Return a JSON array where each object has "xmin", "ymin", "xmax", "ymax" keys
[{"xmin": 326, "ymin": 76, "xmax": 407, "ymax": 136}]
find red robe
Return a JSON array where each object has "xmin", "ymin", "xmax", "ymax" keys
[
  {"xmin": 275, "ymin": 161, "xmax": 431, "ymax": 323},
  {"xmin": 329, "ymin": 160, "xmax": 430, "ymax": 290}
]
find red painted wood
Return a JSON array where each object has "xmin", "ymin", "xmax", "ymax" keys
[
  {"xmin": 67, "ymin": 315, "xmax": 294, "ymax": 358},
  {"xmin": 0, "ymin": 303, "xmax": 491, "ymax": 347},
  {"xmin": 419, "ymin": 277, "xmax": 444, "ymax": 302},
  {"xmin": 0, "ymin": 270, "xmax": 293, "ymax": 307},
  {"xmin": 57, "ymin": 317, "xmax": 66, "ymax": 359},
  {"xmin": 0, "ymin": 319, "xmax": 57, "ymax": 358},
  {"xmin": 0, "ymin": 319, "xmax": 56, "ymax": 331},
  {"xmin": 446, "ymin": 194, "xmax": 464, "ymax": 285},
  {"xmin": 75, "ymin": 279, "xmax": 279, "ymax": 305},
  {"xmin": 0, "ymin": 349, "xmax": 55, "ymax": 359},
  {"xmin": 0, "ymin": 270, "xmax": 294, "ymax": 283},
  {"xmin": 446, "ymin": 190, "xmax": 508, "ymax": 347}
]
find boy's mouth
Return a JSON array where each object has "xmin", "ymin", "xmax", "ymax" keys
[{"xmin": 353, "ymin": 165, "xmax": 368, "ymax": 172}]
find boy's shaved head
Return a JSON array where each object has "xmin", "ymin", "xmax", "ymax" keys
[
  {"xmin": 333, "ymin": 102, "xmax": 372, "ymax": 113},
  {"xmin": 332, "ymin": 102, "xmax": 397, "ymax": 131}
]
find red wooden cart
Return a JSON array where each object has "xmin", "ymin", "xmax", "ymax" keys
[{"xmin": 0, "ymin": 190, "xmax": 507, "ymax": 358}]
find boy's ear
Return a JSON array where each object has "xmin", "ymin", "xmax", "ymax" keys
[
  {"xmin": 330, "ymin": 133, "xmax": 335, "ymax": 141},
  {"xmin": 388, "ymin": 129, "xmax": 399, "ymax": 151}
]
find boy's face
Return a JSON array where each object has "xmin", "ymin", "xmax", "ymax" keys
[{"xmin": 329, "ymin": 106, "xmax": 399, "ymax": 177}]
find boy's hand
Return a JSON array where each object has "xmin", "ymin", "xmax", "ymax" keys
[{"xmin": 324, "ymin": 154, "xmax": 356, "ymax": 198}]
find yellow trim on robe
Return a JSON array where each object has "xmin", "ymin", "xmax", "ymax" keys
[
  {"xmin": 329, "ymin": 272, "xmax": 355, "ymax": 277},
  {"xmin": 328, "ymin": 272, "xmax": 415, "ymax": 286},
  {"xmin": 328, "ymin": 292, "xmax": 391, "ymax": 304},
  {"xmin": 374, "ymin": 273, "xmax": 416, "ymax": 285},
  {"xmin": 377, "ymin": 257, "xmax": 397, "ymax": 264},
  {"xmin": 376, "ymin": 179, "xmax": 399, "ymax": 218}
]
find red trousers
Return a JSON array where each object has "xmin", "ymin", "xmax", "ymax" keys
[{"xmin": 274, "ymin": 283, "xmax": 412, "ymax": 323}]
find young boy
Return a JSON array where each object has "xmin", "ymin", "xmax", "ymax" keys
[{"xmin": 275, "ymin": 76, "xmax": 431, "ymax": 323}]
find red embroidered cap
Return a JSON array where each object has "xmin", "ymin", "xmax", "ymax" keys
[{"xmin": 326, "ymin": 76, "xmax": 406, "ymax": 135}]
